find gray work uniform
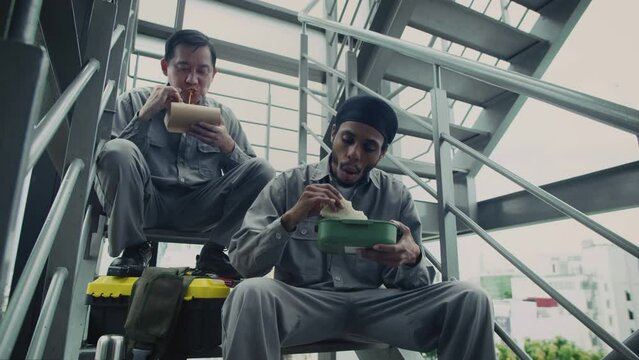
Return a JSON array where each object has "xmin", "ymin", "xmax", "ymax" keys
[
  {"xmin": 223, "ymin": 156, "xmax": 496, "ymax": 360},
  {"xmin": 95, "ymin": 87, "xmax": 274, "ymax": 256}
]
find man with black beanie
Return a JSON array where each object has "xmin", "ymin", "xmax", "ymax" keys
[{"xmin": 222, "ymin": 95, "xmax": 496, "ymax": 359}]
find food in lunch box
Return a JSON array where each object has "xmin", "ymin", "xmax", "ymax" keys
[{"xmin": 320, "ymin": 198, "xmax": 367, "ymax": 220}]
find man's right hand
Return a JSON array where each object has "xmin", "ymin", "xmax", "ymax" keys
[
  {"xmin": 138, "ymin": 85, "xmax": 183, "ymax": 121},
  {"xmin": 280, "ymin": 184, "xmax": 343, "ymax": 232}
]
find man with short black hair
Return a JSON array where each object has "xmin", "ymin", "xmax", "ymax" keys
[
  {"xmin": 96, "ymin": 29, "xmax": 274, "ymax": 278},
  {"xmin": 222, "ymin": 95, "xmax": 496, "ymax": 359}
]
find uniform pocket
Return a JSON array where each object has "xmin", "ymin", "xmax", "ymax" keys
[
  {"xmin": 280, "ymin": 220, "xmax": 325, "ymax": 282},
  {"xmin": 196, "ymin": 141, "xmax": 222, "ymax": 177}
]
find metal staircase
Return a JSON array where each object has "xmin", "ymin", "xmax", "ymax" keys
[{"xmin": 1, "ymin": 0, "xmax": 638, "ymax": 359}]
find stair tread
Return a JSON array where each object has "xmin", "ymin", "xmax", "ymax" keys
[
  {"xmin": 385, "ymin": 54, "xmax": 507, "ymax": 106},
  {"xmin": 510, "ymin": 0, "xmax": 554, "ymax": 11},
  {"xmin": 397, "ymin": 112, "xmax": 489, "ymax": 144},
  {"xmin": 409, "ymin": 0, "xmax": 546, "ymax": 61}
]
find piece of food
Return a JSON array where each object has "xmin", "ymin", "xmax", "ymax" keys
[{"xmin": 320, "ymin": 198, "xmax": 367, "ymax": 220}]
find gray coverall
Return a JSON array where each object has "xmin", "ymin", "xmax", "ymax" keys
[
  {"xmin": 95, "ymin": 87, "xmax": 274, "ymax": 256},
  {"xmin": 223, "ymin": 156, "xmax": 496, "ymax": 360}
]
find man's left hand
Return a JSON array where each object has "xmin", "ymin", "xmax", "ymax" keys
[
  {"xmin": 189, "ymin": 119, "xmax": 235, "ymax": 154},
  {"xmin": 358, "ymin": 220, "xmax": 421, "ymax": 267}
]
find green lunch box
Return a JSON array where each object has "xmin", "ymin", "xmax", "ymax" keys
[{"xmin": 317, "ymin": 219, "xmax": 399, "ymax": 254}]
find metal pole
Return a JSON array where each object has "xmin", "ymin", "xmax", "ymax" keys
[
  {"xmin": 494, "ymin": 323, "xmax": 531, "ymax": 360},
  {"xmin": 0, "ymin": 159, "xmax": 84, "ymax": 359},
  {"xmin": 100, "ymin": 80, "xmax": 116, "ymax": 117},
  {"xmin": 449, "ymin": 204, "xmax": 639, "ymax": 360},
  {"xmin": 7, "ymin": 0, "xmax": 43, "ymax": 45},
  {"xmin": 110, "ymin": 24, "xmax": 125, "ymax": 50},
  {"xmin": 0, "ymin": 41, "xmax": 49, "ymax": 314},
  {"xmin": 298, "ymin": 24, "xmax": 309, "ymax": 165},
  {"xmin": 44, "ymin": 1, "xmax": 116, "ymax": 356},
  {"xmin": 28, "ymin": 59, "xmax": 100, "ymax": 171},
  {"xmin": 441, "ymin": 132, "xmax": 639, "ymax": 259},
  {"xmin": 26, "ymin": 267, "xmax": 69, "ymax": 360},
  {"xmin": 499, "ymin": 0, "xmax": 511, "ymax": 25},
  {"xmin": 345, "ymin": 37, "xmax": 357, "ymax": 98},
  {"xmin": 266, "ymin": 83, "xmax": 272, "ymax": 160},
  {"xmin": 324, "ymin": 0, "xmax": 338, "ymax": 113},
  {"xmin": 431, "ymin": 65, "xmax": 459, "ymax": 280}
]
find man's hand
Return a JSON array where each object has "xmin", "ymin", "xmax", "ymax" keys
[
  {"xmin": 189, "ymin": 119, "xmax": 235, "ymax": 154},
  {"xmin": 281, "ymin": 184, "xmax": 343, "ymax": 232},
  {"xmin": 358, "ymin": 220, "xmax": 421, "ymax": 267},
  {"xmin": 139, "ymin": 85, "xmax": 182, "ymax": 121}
]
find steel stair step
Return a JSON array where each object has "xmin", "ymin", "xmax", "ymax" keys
[
  {"xmin": 396, "ymin": 112, "xmax": 489, "ymax": 145},
  {"xmin": 409, "ymin": 0, "xmax": 547, "ymax": 61},
  {"xmin": 510, "ymin": 0, "xmax": 554, "ymax": 11},
  {"xmin": 384, "ymin": 53, "xmax": 507, "ymax": 106}
]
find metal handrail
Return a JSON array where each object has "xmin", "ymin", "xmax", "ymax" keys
[
  {"xmin": 100, "ymin": 80, "xmax": 116, "ymax": 116},
  {"xmin": 110, "ymin": 24, "xmax": 125, "ymax": 50},
  {"xmin": 25, "ymin": 267, "xmax": 68, "ymax": 360},
  {"xmin": 448, "ymin": 204, "xmax": 639, "ymax": 360},
  {"xmin": 441, "ymin": 132, "xmax": 639, "ymax": 259},
  {"xmin": 0, "ymin": 159, "xmax": 84, "ymax": 359},
  {"xmin": 28, "ymin": 59, "xmax": 100, "ymax": 171},
  {"xmin": 299, "ymin": 0, "xmax": 639, "ymax": 135},
  {"xmin": 7, "ymin": 0, "xmax": 44, "ymax": 45}
]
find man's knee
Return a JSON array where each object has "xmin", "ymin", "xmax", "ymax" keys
[
  {"xmin": 448, "ymin": 281, "xmax": 492, "ymax": 308},
  {"xmin": 227, "ymin": 277, "xmax": 276, "ymax": 303},
  {"xmin": 97, "ymin": 139, "xmax": 141, "ymax": 171},
  {"xmin": 246, "ymin": 157, "xmax": 275, "ymax": 186},
  {"xmin": 223, "ymin": 278, "xmax": 276, "ymax": 320}
]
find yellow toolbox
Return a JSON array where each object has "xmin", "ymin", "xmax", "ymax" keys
[{"xmin": 86, "ymin": 275, "xmax": 230, "ymax": 358}]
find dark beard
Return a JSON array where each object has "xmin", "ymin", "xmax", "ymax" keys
[{"xmin": 329, "ymin": 154, "xmax": 373, "ymax": 188}]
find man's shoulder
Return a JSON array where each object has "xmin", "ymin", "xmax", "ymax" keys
[
  {"xmin": 370, "ymin": 168, "xmax": 409, "ymax": 191},
  {"xmin": 119, "ymin": 87, "xmax": 153, "ymax": 103},
  {"xmin": 275, "ymin": 162, "xmax": 320, "ymax": 182},
  {"xmin": 203, "ymin": 96, "xmax": 229, "ymax": 111}
]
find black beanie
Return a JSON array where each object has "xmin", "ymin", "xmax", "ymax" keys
[{"xmin": 334, "ymin": 95, "xmax": 398, "ymax": 144}]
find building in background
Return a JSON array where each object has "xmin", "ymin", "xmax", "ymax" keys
[{"xmin": 484, "ymin": 239, "xmax": 639, "ymax": 352}]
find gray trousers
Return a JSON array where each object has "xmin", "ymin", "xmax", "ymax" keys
[
  {"xmin": 222, "ymin": 278, "xmax": 496, "ymax": 360},
  {"xmin": 95, "ymin": 139, "xmax": 275, "ymax": 256}
]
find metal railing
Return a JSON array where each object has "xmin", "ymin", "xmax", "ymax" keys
[
  {"xmin": 298, "ymin": 0, "xmax": 639, "ymax": 359},
  {"xmin": 300, "ymin": 1, "xmax": 639, "ymax": 135},
  {"xmin": 28, "ymin": 59, "xmax": 101, "ymax": 171},
  {"xmin": 0, "ymin": 159, "xmax": 84, "ymax": 358},
  {"xmin": 0, "ymin": 0, "xmax": 136, "ymax": 358}
]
